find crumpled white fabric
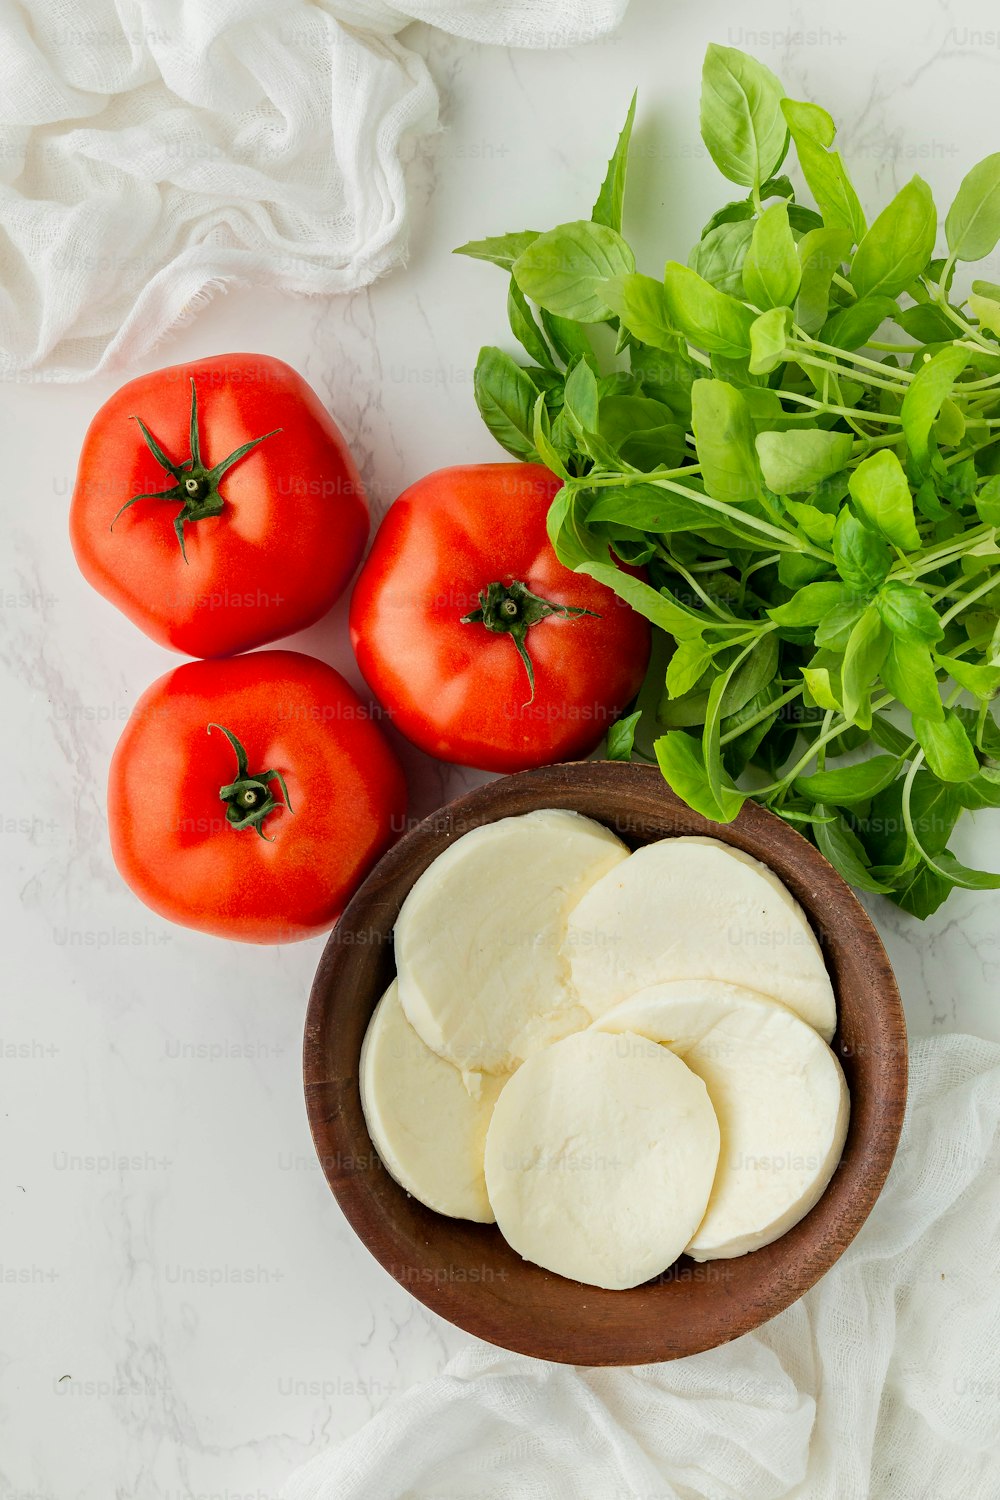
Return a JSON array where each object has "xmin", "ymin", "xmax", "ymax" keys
[
  {"xmin": 280, "ymin": 1035, "xmax": 1000, "ymax": 1500},
  {"xmin": 0, "ymin": 0, "xmax": 630, "ymax": 380}
]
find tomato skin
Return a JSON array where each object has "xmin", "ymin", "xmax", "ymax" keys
[
  {"xmin": 349, "ymin": 464, "xmax": 651, "ymax": 772},
  {"xmin": 107, "ymin": 651, "xmax": 407, "ymax": 943},
  {"xmin": 70, "ymin": 355, "xmax": 368, "ymax": 658}
]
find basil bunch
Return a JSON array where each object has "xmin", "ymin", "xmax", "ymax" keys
[{"xmin": 457, "ymin": 44, "xmax": 1000, "ymax": 916}]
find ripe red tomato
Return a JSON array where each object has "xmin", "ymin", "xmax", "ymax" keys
[
  {"xmin": 349, "ymin": 464, "xmax": 651, "ymax": 772},
  {"xmin": 108, "ymin": 651, "xmax": 407, "ymax": 943},
  {"xmin": 70, "ymin": 354, "xmax": 368, "ymax": 658}
]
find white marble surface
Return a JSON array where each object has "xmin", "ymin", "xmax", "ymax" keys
[{"xmin": 3, "ymin": 1, "xmax": 1000, "ymax": 1495}]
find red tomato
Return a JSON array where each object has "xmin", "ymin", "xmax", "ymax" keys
[
  {"xmin": 349, "ymin": 464, "xmax": 651, "ymax": 772},
  {"xmin": 70, "ymin": 354, "xmax": 368, "ymax": 657},
  {"xmin": 108, "ymin": 651, "xmax": 407, "ymax": 943}
]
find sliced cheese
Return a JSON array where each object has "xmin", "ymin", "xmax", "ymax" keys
[
  {"xmin": 592, "ymin": 980, "xmax": 850, "ymax": 1260},
  {"xmin": 360, "ymin": 980, "xmax": 506, "ymax": 1222},
  {"xmin": 564, "ymin": 835, "xmax": 837, "ymax": 1040},
  {"xmin": 394, "ymin": 809, "xmax": 629, "ymax": 1074},
  {"xmin": 483, "ymin": 1029, "xmax": 720, "ymax": 1289}
]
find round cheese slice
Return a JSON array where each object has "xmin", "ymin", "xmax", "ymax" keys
[
  {"xmin": 564, "ymin": 835, "xmax": 836, "ymax": 1040},
  {"xmin": 483, "ymin": 1029, "xmax": 720, "ymax": 1289},
  {"xmin": 592, "ymin": 980, "xmax": 850, "ymax": 1260},
  {"xmin": 360, "ymin": 981, "xmax": 506, "ymax": 1222},
  {"xmin": 394, "ymin": 809, "xmax": 629, "ymax": 1074}
]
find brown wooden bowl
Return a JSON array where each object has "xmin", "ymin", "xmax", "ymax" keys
[{"xmin": 303, "ymin": 761, "xmax": 907, "ymax": 1366}]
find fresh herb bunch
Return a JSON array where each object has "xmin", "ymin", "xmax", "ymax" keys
[{"xmin": 455, "ymin": 43, "xmax": 1000, "ymax": 917}]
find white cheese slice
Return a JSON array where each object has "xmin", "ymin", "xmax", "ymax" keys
[
  {"xmin": 360, "ymin": 980, "xmax": 506, "ymax": 1222},
  {"xmin": 564, "ymin": 835, "xmax": 836, "ymax": 1040},
  {"xmin": 592, "ymin": 980, "xmax": 850, "ymax": 1260},
  {"xmin": 394, "ymin": 809, "xmax": 629, "ymax": 1074},
  {"xmin": 483, "ymin": 1029, "xmax": 720, "ymax": 1289}
]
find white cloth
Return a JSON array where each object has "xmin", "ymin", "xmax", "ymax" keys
[
  {"xmin": 280, "ymin": 1035, "xmax": 1000, "ymax": 1500},
  {"xmin": 0, "ymin": 0, "xmax": 629, "ymax": 380}
]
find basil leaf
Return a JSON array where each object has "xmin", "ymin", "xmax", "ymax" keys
[
  {"xmin": 473, "ymin": 346, "xmax": 539, "ymax": 460},
  {"xmin": 689, "ymin": 220, "xmax": 755, "ymax": 298},
  {"xmin": 540, "ymin": 310, "xmax": 594, "ymax": 368},
  {"xmin": 974, "ymin": 475, "xmax": 1000, "ymax": 527},
  {"xmin": 784, "ymin": 499, "xmax": 836, "ymax": 545},
  {"xmin": 795, "ymin": 227, "xmax": 853, "ymax": 335},
  {"xmin": 691, "ymin": 379, "xmax": 760, "ymax": 504},
  {"xmin": 926, "ymin": 851, "xmax": 1000, "ymax": 890},
  {"xmin": 748, "ymin": 307, "xmax": 792, "ymax": 375},
  {"xmin": 507, "ymin": 279, "xmax": 553, "ymax": 369},
  {"xmin": 969, "ymin": 290, "xmax": 1000, "ymax": 339},
  {"xmin": 603, "ymin": 273, "xmax": 677, "ymax": 351},
  {"xmin": 796, "ymin": 754, "xmax": 901, "ymax": 805},
  {"xmin": 935, "ymin": 652, "xmax": 1000, "ymax": 699},
  {"xmin": 606, "ymin": 709, "xmax": 641, "ymax": 762},
  {"xmin": 531, "ymin": 395, "xmax": 570, "ymax": 479},
  {"xmin": 894, "ymin": 303, "xmax": 959, "ymax": 343},
  {"xmin": 820, "ymin": 295, "xmax": 897, "ymax": 350},
  {"xmin": 850, "ymin": 176, "xmax": 937, "ymax": 299},
  {"xmin": 563, "ymin": 358, "xmax": 600, "ymax": 439},
  {"xmin": 881, "ymin": 639, "xmax": 944, "ymax": 722},
  {"xmin": 945, "ymin": 153, "xmax": 1000, "ymax": 262},
  {"xmin": 513, "ymin": 221, "xmax": 635, "ymax": 323},
  {"xmin": 700, "ymin": 44, "xmax": 788, "ymax": 191},
  {"xmin": 586, "ymin": 483, "xmax": 718, "ymax": 535},
  {"xmin": 847, "ymin": 449, "xmax": 921, "ymax": 551},
  {"xmin": 913, "ymin": 709, "xmax": 979, "ymax": 781},
  {"xmin": 755, "ymin": 428, "xmax": 854, "ymax": 494},
  {"xmin": 957, "ymin": 771, "xmax": 1000, "ymax": 810},
  {"xmin": 814, "ymin": 596, "xmax": 868, "ymax": 650},
  {"xmin": 720, "ymin": 633, "xmax": 779, "ymax": 716},
  {"xmin": 815, "ymin": 810, "xmax": 895, "ymax": 893},
  {"xmin": 842, "ymin": 605, "xmax": 889, "ymax": 728},
  {"xmin": 769, "ymin": 581, "xmax": 848, "ymax": 627},
  {"xmin": 742, "ymin": 202, "xmax": 801, "ymax": 310},
  {"xmin": 780, "ymin": 98, "xmax": 866, "ymax": 243},
  {"xmin": 454, "ymin": 230, "xmax": 540, "ymax": 269},
  {"xmin": 875, "ymin": 580, "xmax": 944, "ymax": 645},
  {"xmin": 801, "ymin": 665, "xmax": 842, "ymax": 712},
  {"xmin": 900, "ymin": 346, "xmax": 971, "ymax": 470},
  {"xmin": 663, "ymin": 263, "xmax": 755, "ymax": 358},
  {"xmin": 592, "ymin": 91, "xmax": 637, "ymax": 234},
  {"xmin": 655, "ymin": 730, "xmax": 745, "ymax": 822},
  {"xmin": 666, "ymin": 638, "xmax": 715, "ymax": 697}
]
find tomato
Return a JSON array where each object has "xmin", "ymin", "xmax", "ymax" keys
[
  {"xmin": 349, "ymin": 464, "xmax": 651, "ymax": 772},
  {"xmin": 108, "ymin": 651, "xmax": 407, "ymax": 943},
  {"xmin": 70, "ymin": 354, "xmax": 368, "ymax": 658}
]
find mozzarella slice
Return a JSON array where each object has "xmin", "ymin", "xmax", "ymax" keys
[
  {"xmin": 394, "ymin": 809, "xmax": 629, "ymax": 1074},
  {"xmin": 564, "ymin": 835, "xmax": 836, "ymax": 1040},
  {"xmin": 483, "ymin": 1029, "xmax": 720, "ymax": 1289},
  {"xmin": 360, "ymin": 981, "xmax": 506, "ymax": 1222},
  {"xmin": 592, "ymin": 980, "xmax": 850, "ymax": 1260}
]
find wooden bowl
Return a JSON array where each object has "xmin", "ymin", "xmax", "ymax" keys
[{"xmin": 303, "ymin": 761, "xmax": 906, "ymax": 1366}]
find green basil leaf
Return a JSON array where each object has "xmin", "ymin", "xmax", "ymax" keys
[
  {"xmin": 868, "ymin": 768, "xmax": 958, "ymax": 867},
  {"xmin": 783, "ymin": 499, "xmax": 836, "ymax": 545},
  {"xmin": 795, "ymin": 227, "xmax": 853, "ymax": 335},
  {"xmin": 580, "ymin": 561, "xmax": 706, "ymax": 641},
  {"xmin": 592, "ymin": 91, "xmax": 637, "ymax": 234},
  {"xmin": 795, "ymin": 753, "xmax": 901, "ymax": 805},
  {"xmin": 847, "ymin": 449, "xmax": 921, "ymax": 551},
  {"xmin": 945, "ymin": 152, "xmax": 1000, "ymax": 262},
  {"xmin": 454, "ymin": 230, "xmax": 541, "ymax": 269},
  {"xmin": 586, "ymin": 482, "xmax": 714, "ymax": 535},
  {"xmin": 801, "ymin": 665, "xmax": 842, "ymax": 712},
  {"xmin": 748, "ymin": 306, "xmax": 792, "ymax": 375},
  {"xmin": 969, "ymin": 290, "xmax": 1000, "ymax": 339},
  {"xmin": 841, "ymin": 605, "xmax": 889, "ymax": 727},
  {"xmin": 756, "ymin": 428, "xmax": 854, "ymax": 494},
  {"xmin": 719, "ymin": 633, "xmax": 779, "ymax": 716},
  {"xmin": 814, "ymin": 596, "xmax": 868, "ymax": 650},
  {"xmin": 506, "ymin": 279, "xmax": 554, "ymax": 369},
  {"xmin": 900, "ymin": 346, "xmax": 971, "ymax": 470},
  {"xmin": 913, "ymin": 709, "xmax": 979, "ymax": 781},
  {"xmin": 473, "ymin": 346, "xmax": 539, "ymax": 460},
  {"xmin": 691, "ymin": 379, "xmax": 761, "ymax": 504},
  {"xmin": 666, "ymin": 638, "xmax": 715, "ymax": 697},
  {"xmin": 881, "ymin": 639, "xmax": 944, "ymax": 722},
  {"xmin": 935, "ymin": 653, "xmax": 1000, "ymax": 699},
  {"xmin": 539, "ymin": 310, "xmax": 594, "ymax": 368},
  {"xmin": 814, "ymin": 809, "xmax": 895, "ymax": 893},
  {"xmin": 688, "ymin": 220, "xmax": 755, "ymax": 298},
  {"xmin": 699, "ymin": 44, "xmax": 788, "ymax": 191},
  {"xmin": 743, "ymin": 202, "xmax": 801, "ymax": 310},
  {"xmin": 513, "ymin": 221, "xmax": 636, "ymax": 323},
  {"xmin": 563, "ymin": 358, "xmax": 600, "ymax": 439},
  {"xmin": 655, "ymin": 730, "xmax": 745, "ymax": 822},
  {"xmin": 531, "ymin": 394, "xmax": 570, "ymax": 479},
  {"xmin": 875, "ymin": 580, "xmax": 944, "ymax": 645},
  {"xmin": 925, "ymin": 851, "xmax": 1000, "ymax": 889},
  {"xmin": 780, "ymin": 98, "xmax": 866, "ymax": 243},
  {"xmin": 603, "ymin": 273, "xmax": 677, "ymax": 351},
  {"xmin": 957, "ymin": 771, "xmax": 1000, "ymax": 810},
  {"xmin": 975, "ymin": 475, "xmax": 1000, "ymax": 526},
  {"xmin": 663, "ymin": 263, "xmax": 755, "ymax": 358},
  {"xmin": 769, "ymin": 581, "xmax": 848, "ymax": 627},
  {"xmin": 606, "ymin": 709, "xmax": 641, "ymax": 762},
  {"xmin": 894, "ymin": 303, "xmax": 959, "ymax": 343},
  {"xmin": 820, "ymin": 295, "xmax": 897, "ymax": 351},
  {"xmin": 851, "ymin": 176, "xmax": 937, "ymax": 299}
]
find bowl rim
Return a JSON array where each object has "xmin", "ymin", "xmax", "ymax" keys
[{"xmin": 303, "ymin": 760, "xmax": 907, "ymax": 1366}]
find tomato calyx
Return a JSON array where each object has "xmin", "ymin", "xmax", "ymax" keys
[
  {"xmin": 110, "ymin": 380, "xmax": 282, "ymax": 563},
  {"xmin": 460, "ymin": 580, "xmax": 598, "ymax": 703},
  {"xmin": 208, "ymin": 723, "xmax": 294, "ymax": 841}
]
